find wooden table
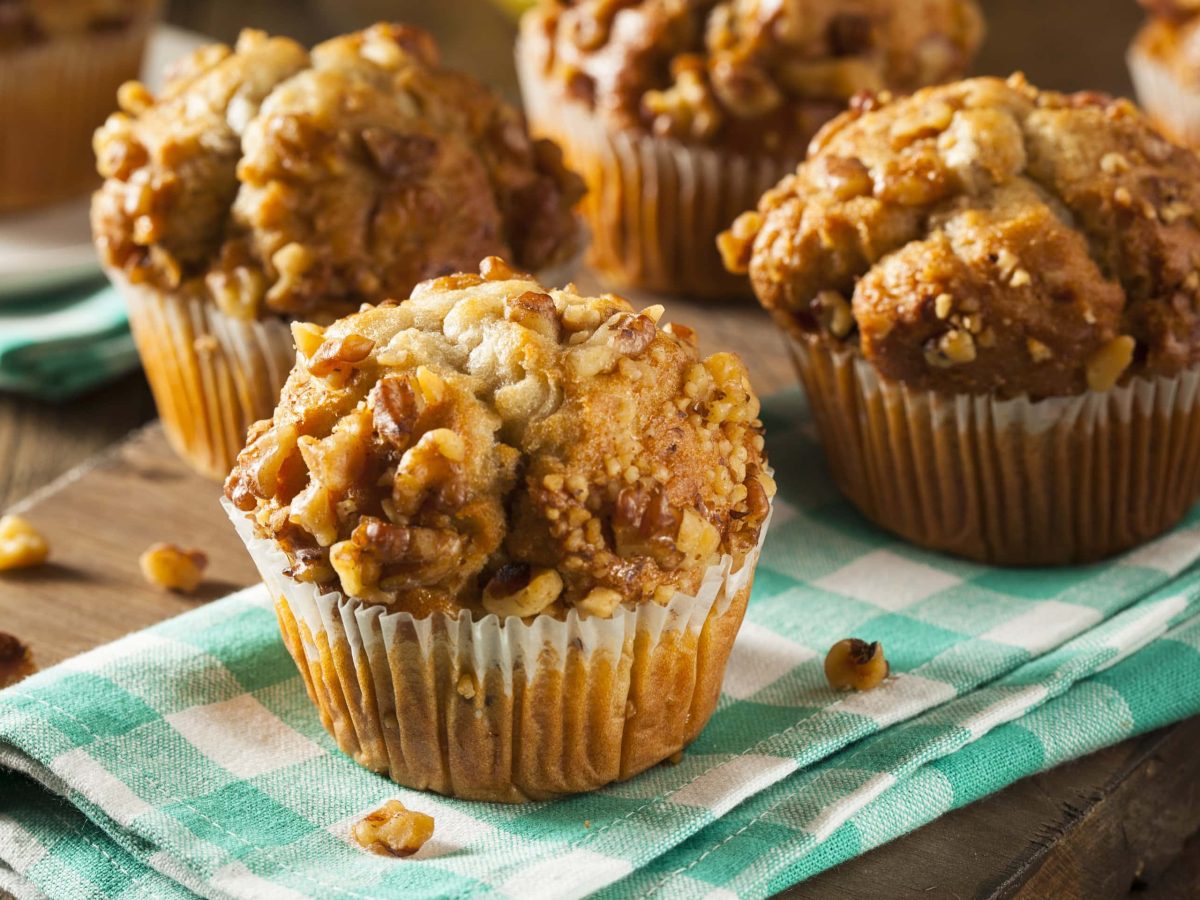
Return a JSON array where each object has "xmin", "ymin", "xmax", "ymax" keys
[{"xmin": 2, "ymin": 1, "xmax": 1197, "ymax": 897}]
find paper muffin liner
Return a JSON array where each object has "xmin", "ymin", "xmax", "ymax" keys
[
  {"xmin": 224, "ymin": 498, "xmax": 770, "ymax": 802},
  {"xmin": 516, "ymin": 38, "xmax": 796, "ymax": 300},
  {"xmin": 788, "ymin": 335, "xmax": 1200, "ymax": 566},
  {"xmin": 1128, "ymin": 37, "xmax": 1200, "ymax": 147},
  {"xmin": 112, "ymin": 272, "xmax": 296, "ymax": 481},
  {"xmin": 111, "ymin": 245, "xmax": 585, "ymax": 481},
  {"xmin": 0, "ymin": 15, "xmax": 155, "ymax": 211}
]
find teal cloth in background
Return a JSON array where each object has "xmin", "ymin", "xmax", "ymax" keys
[{"xmin": 0, "ymin": 280, "xmax": 138, "ymax": 401}]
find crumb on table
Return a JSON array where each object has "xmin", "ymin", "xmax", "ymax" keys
[{"xmin": 353, "ymin": 800, "xmax": 435, "ymax": 858}]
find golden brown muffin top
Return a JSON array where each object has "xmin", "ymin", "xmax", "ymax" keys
[
  {"xmin": 0, "ymin": 0, "xmax": 154, "ymax": 47},
  {"xmin": 92, "ymin": 25, "xmax": 584, "ymax": 323},
  {"xmin": 225, "ymin": 258, "xmax": 774, "ymax": 620},
  {"xmin": 720, "ymin": 75, "xmax": 1200, "ymax": 398},
  {"xmin": 521, "ymin": 0, "xmax": 983, "ymax": 156}
]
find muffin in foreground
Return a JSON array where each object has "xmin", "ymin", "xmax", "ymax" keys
[
  {"xmin": 0, "ymin": 0, "xmax": 158, "ymax": 210},
  {"xmin": 1130, "ymin": 2, "xmax": 1200, "ymax": 145},
  {"xmin": 223, "ymin": 259, "xmax": 774, "ymax": 801},
  {"xmin": 92, "ymin": 24, "xmax": 584, "ymax": 479},
  {"xmin": 517, "ymin": 0, "xmax": 983, "ymax": 298},
  {"xmin": 721, "ymin": 74, "xmax": 1200, "ymax": 566}
]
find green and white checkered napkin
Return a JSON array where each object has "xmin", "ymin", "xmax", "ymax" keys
[
  {"xmin": 2, "ymin": 392, "xmax": 1199, "ymax": 899},
  {"xmin": 0, "ymin": 280, "xmax": 138, "ymax": 401}
]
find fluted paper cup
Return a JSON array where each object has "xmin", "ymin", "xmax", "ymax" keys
[
  {"xmin": 789, "ymin": 335, "xmax": 1200, "ymax": 566},
  {"xmin": 0, "ymin": 15, "xmax": 155, "ymax": 211},
  {"xmin": 225, "ymin": 498, "xmax": 770, "ymax": 803},
  {"xmin": 111, "ymin": 245, "xmax": 585, "ymax": 480},
  {"xmin": 516, "ymin": 37, "xmax": 795, "ymax": 300}
]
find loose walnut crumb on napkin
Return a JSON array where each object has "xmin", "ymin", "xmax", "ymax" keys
[
  {"xmin": 0, "ymin": 632, "xmax": 36, "ymax": 689},
  {"xmin": 353, "ymin": 800, "xmax": 434, "ymax": 858}
]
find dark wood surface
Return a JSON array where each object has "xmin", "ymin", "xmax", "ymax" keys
[{"xmin": 2, "ymin": 1, "xmax": 1197, "ymax": 898}]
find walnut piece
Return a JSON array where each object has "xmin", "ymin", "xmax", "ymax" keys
[
  {"xmin": 353, "ymin": 800, "xmax": 434, "ymax": 857},
  {"xmin": 0, "ymin": 515, "xmax": 49, "ymax": 571},
  {"xmin": 0, "ymin": 632, "xmax": 35, "ymax": 689},
  {"xmin": 139, "ymin": 543, "xmax": 209, "ymax": 593}
]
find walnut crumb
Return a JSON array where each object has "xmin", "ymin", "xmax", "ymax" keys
[
  {"xmin": 0, "ymin": 632, "xmax": 35, "ymax": 689},
  {"xmin": 139, "ymin": 543, "xmax": 208, "ymax": 593},
  {"xmin": 0, "ymin": 516, "xmax": 49, "ymax": 572},
  {"xmin": 353, "ymin": 800, "xmax": 434, "ymax": 858}
]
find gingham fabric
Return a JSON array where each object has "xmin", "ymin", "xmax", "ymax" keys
[
  {"xmin": 0, "ymin": 281, "xmax": 137, "ymax": 401},
  {"xmin": 1, "ymin": 391, "xmax": 1199, "ymax": 899}
]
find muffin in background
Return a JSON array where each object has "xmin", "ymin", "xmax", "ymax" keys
[
  {"xmin": 223, "ymin": 258, "xmax": 774, "ymax": 801},
  {"xmin": 0, "ymin": 0, "xmax": 158, "ymax": 211},
  {"xmin": 721, "ymin": 74, "xmax": 1200, "ymax": 566},
  {"xmin": 92, "ymin": 24, "xmax": 584, "ymax": 479},
  {"xmin": 517, "ymin": 0, "xmax": 983, "ymax": 299},
  {"xmin": 1130, "ymin": 1, "xmax": 1200, "ymax": 145}
]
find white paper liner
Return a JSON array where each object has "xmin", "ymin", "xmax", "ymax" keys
[
  {"xmin": 224, "ymin": 497, "xmax": 770, "ymax": 802},
  {"xmin": 516, "ymin": 35, "xmax": 795, "ymax": 299},
  {"xmin": 1129, "ymin": 40, "xmax": 1200, "ymax": 146},
  {"xmin": 789, "ymin": 335, "xmax": 1200, "ymax": 565},
  {"xmin": 110, "ymin": 243, "xmax": 586, "ymax": 480}
]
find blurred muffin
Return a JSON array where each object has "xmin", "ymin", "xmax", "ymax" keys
[
  {"xmin": 1130, "ymin": 3, "xmax": 1200, "ymax": 145},
  {"xmin": 517, "ymin": 0, "xmax": 983, "ymax": 298},
  {"xmin": 721, "ymin": 74, "xmax": 1200, "ymax": 565},
  {"xmin": 0, "ymin": 0, "xmax": 158, "ymax": 210},
  {"xmin": 223, "ymin": 258, "xmax": 774, "ymax": 801},
  {"xmin": 92, "ymin": 24, "xmax": 584, "ymax": 479}
]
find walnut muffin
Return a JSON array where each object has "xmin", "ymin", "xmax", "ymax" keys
[
  {"xmin": 92, "ymin": 24, "xmax": 584, "ymax": 479},
  {"xmin": 721, "ymin": 74, "xmax": 1200, "ymax": 565},
  {"xmin": 223, "ymin": 259, "xmax": 774, "ymax": 801},
  {"xmin": 0, "ymin": 0, "xmax": 158, "ymax": 210},
  {"xmin": 1130, "ymin": 9, "xmax": 1200, "ymax": 146},
  {"xmin": 516, "ymin": 0, "xmax": 983, "ymax": 297}
]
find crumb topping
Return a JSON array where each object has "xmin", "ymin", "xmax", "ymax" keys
[
  {"xmin": 225, "ymin": 259, "xmax": 773, "ymax": 619},
  {"xmin": 721, "ymin": 75, "xmax": 1200, "ymax": 397},
  {"xmin": 92, "ymin": 24, "xmax": 584, "ymax": 322},
  {"xmin": 522, "ymin": 0, "xmax": 982, "ymax": 155}
]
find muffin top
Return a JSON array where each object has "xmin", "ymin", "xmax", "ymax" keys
[
  {"xmin": 521, "ymin": 0, "xmax": 983, "ymax": 156},
  {"xmin": 92, "ymin": 25, "xmax": 584, "ymax": 323},
  {"xmin": 0, "ymin": 0, "xmax": 154, "ymax": 48},
  {"xmin": 720, "ymin": 75, "xmax": 1200, "ymax": 398},
  {"xmin": 224, "ymin": 258, "xmax": 773, "ymax": 620}
]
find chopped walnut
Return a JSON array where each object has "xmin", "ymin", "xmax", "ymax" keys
[
  {"xmin": 353, "ymin": 800, "xmax": 434, "ymax": 858},
  {"xmin": 483, "ymin": 564, "xmax": 564, "ymax": 617},
  {"xmin": 0, "ymin": 632, "xmax": 35, "ymax": 689},
  {"xmin": 0, "ymin": 516, "xmax": 49, "ymax": 572},
  {"xmin": 139, "ymin": 543, "xmax": 208, "ymax": 593}
]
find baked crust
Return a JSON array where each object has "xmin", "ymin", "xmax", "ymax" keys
[
  {"xmin": 224, "ymin": 259, "xmax": 773, "ymax": 618},
  {"xmin": 722, "ymin": 74, "xmax": 1200, "ymax": 398},
  {"xmin": 91, "ymin": 24, "xmax": 584, "ymax": 322},
  {"xmin": 521, "ymin": 0, "xmax": 983, "ymax": 156}
]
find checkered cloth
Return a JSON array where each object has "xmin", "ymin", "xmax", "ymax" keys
[
  {"xmin": 0, "ymin": 280, "xmax": 138, "ymax": 401},
  {"xmin": 1, "ymin": 391, "xmax": 1199, "ymax": 899}
]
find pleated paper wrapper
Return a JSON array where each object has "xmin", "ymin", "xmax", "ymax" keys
[
  {"xmin": 516, "ymin": 35, "xmax": 796, "ymax": 300},
  {"xmin": 0, "ymin": 15, "xmax": 155, "ymax": 210},
  {"xmin": 789, "ymin": 335, "xmax": 1200, "ymax": 566},
  {"xmin": 1129, "ymin": 36, "xmax": 1200, "ymax": 147},
  {"xmin": 225, "ymin": 499, "xmax": 771, "ymax": 802}
]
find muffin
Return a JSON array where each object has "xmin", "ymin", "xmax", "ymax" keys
[
  {"xmin": 222, "ymin": 258, "xmax": 774, "ymax": 802},
  {"xmin": 92, "ymin": 24, "xmax": 584, "ymax": 479},
  {"xmin": 0, "ymin": 0, "xmax": 158, "ymax": 210},
  {"xmin": 517, "ymin": 0, "xmax": 983, "ymax": 298},
  {"xmin": 1130, "ymin": 3, "xmax": 1200, "ymax": 146},
  {"xmin": 720, "ymin": 74, "xmax": 1200, "ymax": 566}
]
